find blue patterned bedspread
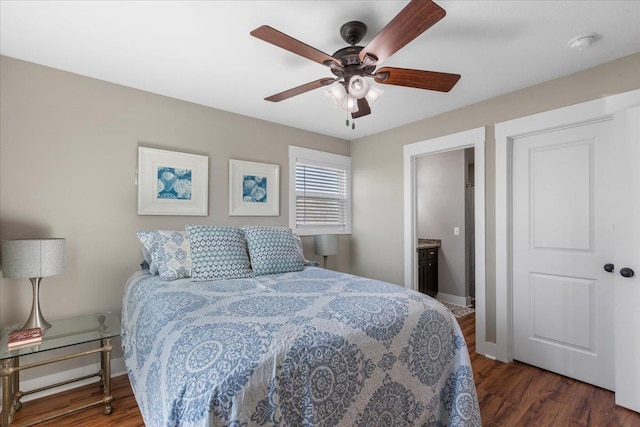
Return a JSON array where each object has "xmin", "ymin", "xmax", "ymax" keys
[{"xmin": 122, "ymin": 267, "xmax": 481, "ymax": 427}]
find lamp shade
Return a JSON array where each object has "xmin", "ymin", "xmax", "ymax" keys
[
  {"xmin": 324, "ymin": 83, "xmax": 347, "ymax": 107},
  {"xmin": 2, "ymin": 238, "xmax": 66, "ymax": 279},
  {"xmin": 341, "ymin": 95, "xmax": 359, "ymax": 113},
  {"xmin": 365, "ymin": 85, "xmax": 384, "ymax": 104},
  {"xmin": 314, "ymin": 234, "xmax": 338, "ymax": 257},
  {"xmin": 348, "ymin": 76, "xmax": 370, "ymax": 99}
]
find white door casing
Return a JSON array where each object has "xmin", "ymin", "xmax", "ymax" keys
[
  {"xmin": 495, "ymin": 89, "xmax": 640, "ymax": 411},
  {"xmin": 512, "ymin": 120, "xmax": 614, "ymax": 390},
  {"xmin": 403, "ymin": 127, "xmax": 492, "ymax": 358}
]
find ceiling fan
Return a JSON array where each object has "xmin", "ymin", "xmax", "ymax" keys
[{"xmin": 250, "ymin": 0, "xmax": 460, "ymax": 126}]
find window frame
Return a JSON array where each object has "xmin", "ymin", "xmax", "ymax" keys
[{"xmin": 288, "ymin": 145, "xmax": 352, "ymax": 236}]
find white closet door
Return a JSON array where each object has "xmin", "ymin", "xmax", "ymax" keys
[{"xmin": 512, "ymin": 119, "xmax": 615, "ymax": 390}]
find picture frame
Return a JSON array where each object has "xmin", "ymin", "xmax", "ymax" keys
[
  {"xmin": 138, "ymin": 147, "xmax": 208, "ymax": 216},
  {"xmin": 229, "ymin": 159, "xmax": 279, "ymax": 216}
]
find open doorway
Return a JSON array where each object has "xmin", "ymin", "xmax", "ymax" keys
[
  {"xmin": 403, "ymin": 127, "xmax": 492, "ymax": 358},
  {"xmin": 415, "ymin": 147, "xmax": 475, "ymax": 307}
]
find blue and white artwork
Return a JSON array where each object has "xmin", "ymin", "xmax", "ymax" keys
[
  {"xmin": 243, "ymin": 175, "xmax": 267, "ymax": 203},
  {"xmin": 157, "ymin": 166, "xmax": 192, "ymax": 200}
]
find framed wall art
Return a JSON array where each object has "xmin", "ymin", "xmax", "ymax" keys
[
  {"xmin": 137, "ymin": 147, "xmax": 208, "ymax": 216},
  {"xmin": 229, "ymin": 159, "xmax": 279, "ymax": 216}
]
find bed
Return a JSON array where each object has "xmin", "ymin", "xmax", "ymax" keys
[
  {"xmin": 122, "ymin": 265, "xmax": 481, "ymax": 426},
  {"xmin": 125, "ymin": 225, "xmax": 480, "ymax": 426}
]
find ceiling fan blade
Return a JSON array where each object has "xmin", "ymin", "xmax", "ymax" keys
[
  {"xmin": 265, "ymin": 78, "xmax": 337, "ymax": 102},
  {"xmin": 251, "ymin": 25, "xmax": 342, "ymax": 67},
  {"xmin": 352, "ymin": 98, "xmax": 371, "ymax": 119},
  {"xmin": 359, "ymin": 0, "xmax": 446, "ymax": 65},
  {"xmin": 374, "ymin": 67, "xmax": 460, "ymax": 92}
]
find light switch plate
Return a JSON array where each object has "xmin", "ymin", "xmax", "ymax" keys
[{"xmin": 454, "ymin": 227, "xmax": 460, "ymax": 236}]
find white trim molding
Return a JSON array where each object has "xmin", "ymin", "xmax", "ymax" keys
[
  {"xmin": 494, "ymin": 89, "xmax": 640, "ymax": 364},
  {"xmin": 403, "ymin": 127, "xmax": 491, "ymax": 357},
  {"xmin": 288, "ymin": 145, "xmax": 352, "ymax": 236},
  {"xmin": 436, "ymin": 292, "xmax": 472, "ymax": 307}
]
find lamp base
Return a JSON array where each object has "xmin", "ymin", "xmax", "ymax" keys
[{"xmin": 21, "ymin": 277, "xmax": 52, "ymax": 330}]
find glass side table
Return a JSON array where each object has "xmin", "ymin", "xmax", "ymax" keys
[{"xmin": 0, "ymin": 312, "xmax": 120, "ymax": 427}]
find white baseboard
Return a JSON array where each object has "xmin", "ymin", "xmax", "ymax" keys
[
  {"xmin": 0, "ymin": 357, "xmax": 126, "ymax": 408},
  {"xmin": 436, "ymin": 292, "xmax": 472, "ymax": 307},
  {"xmin": 476, "ymin": 340, "xmax": 498, "ymax": 361}
]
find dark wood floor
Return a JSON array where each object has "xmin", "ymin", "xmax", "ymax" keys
[
  {"xmin": 458, "ymin": 314, "xmax": 639, "ymax": 426},
  {"xmin": 11, "ymin": 314, "xmax": 640, "ymax": 426}
]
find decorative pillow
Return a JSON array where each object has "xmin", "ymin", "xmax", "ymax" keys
[
  {"xmin": 141, "ymin": 245, "xmax": 158, "ymax": 275},
  {"xmin": 137, "ymin": 230, "xmax": 191, "ymax": 281},
  {"xmin": 185, "ymin": 225, "xmax": 253, "ymax": 280},
  {"xmin": 243, "ymin": 226, "xmax": 305, "ymax": 276}
]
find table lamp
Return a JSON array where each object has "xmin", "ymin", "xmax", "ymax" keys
[
  {"xmin": 1, "ymin": 238, "xmax": 66, "ymax": 330},
  {"xmin": 314, "ymin": 234, "xmax": 338, "ymax": 268}
]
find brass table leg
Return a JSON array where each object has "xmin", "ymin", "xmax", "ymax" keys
[
  {"xmin": 11, "ymin": 357, "xmax": 21, "ymax": 413},
  {"xmin": 102, "ymin": 338, "xmax": 113, "ymax": 415},
  {"xmin": 98, "ymin": 344, "xmax": 105, "ymax": 389},
  {"xmin": 1, "ymin": 359, "xmax": 14, "ymax": 427}
]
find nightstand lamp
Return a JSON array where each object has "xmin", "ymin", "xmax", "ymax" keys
[
  {"xmin": 1, "ymin": 238, "xmax": 66, "ymax": 330},
  {"xmin": 314, "ymin": 234, "xmax": 338, "ymax": 268}
]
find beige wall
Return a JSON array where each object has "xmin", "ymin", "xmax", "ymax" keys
[
  {"xmin": 1, "ymin": 51, "xmax": 639, "ymax": 380},
  {"xmin": 351, "ymin": 53, "xmax": 640, "ymax": 343},
  {"xmin": 0, "ymin": 56, "xmax": 350, "ymax": 329}
]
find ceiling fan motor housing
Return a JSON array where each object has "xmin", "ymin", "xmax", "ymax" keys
[
  {"xmin": 332, "ymin": 21, "xmax": 376, "ymax": 81},
  {"xmin": 329, "ymin": 44, "xmax": 376, "ymax": 83}
]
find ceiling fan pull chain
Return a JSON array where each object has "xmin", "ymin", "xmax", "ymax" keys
[{"xmin": 345, "ymin": 109, "xmax": 355, "ymax": 130}]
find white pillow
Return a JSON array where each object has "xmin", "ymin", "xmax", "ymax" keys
[
  {"xmin": 137, "ymin": 230, "xmax": 191, "ymax": 281},
  {"xmin": 141, "ymin": 245, "xmax": 158, "ymax": 274}
]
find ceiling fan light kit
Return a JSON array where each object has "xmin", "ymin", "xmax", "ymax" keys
[{"xmin": 250, "ymin": 0, "xmax": 460, "ymax": 126}]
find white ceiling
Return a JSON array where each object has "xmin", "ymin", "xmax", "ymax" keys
[{"xmin": 2, "ymin": 1, "xmax": 639, "ymax": 140}]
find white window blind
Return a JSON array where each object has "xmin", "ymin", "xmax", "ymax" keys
[{"xmin": 289, "ymin": 146, "xmax": 351, "ymax": 235}]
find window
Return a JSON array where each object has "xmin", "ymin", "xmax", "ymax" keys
[{"xmin": 289, "ymin": 146, "xmax": 351, "ymax": 235}]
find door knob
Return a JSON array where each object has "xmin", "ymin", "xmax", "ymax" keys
[
  {"xmin": 604, "ymin": 263, "xmax": 614, "ymax": 273},
  {"xmin": 620, "ymin": 268, "xmax": 635, "ymax": 278}
]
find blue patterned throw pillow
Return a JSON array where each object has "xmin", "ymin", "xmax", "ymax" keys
[
  {"xmin": 243, "ymin": 226, "xmax": 305, "ymax": 276},
  {"xmin": 185, "ymin": 225, "xmax": 254, "ymax": 280},
  {"xmin": 137, "ymin": 230, "xmax": 191, "ymax": 281}
]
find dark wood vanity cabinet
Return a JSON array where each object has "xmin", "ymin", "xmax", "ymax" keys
[{"xmin": 418, "ymin": 247, "xmax": 438, "ymax": 297}]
